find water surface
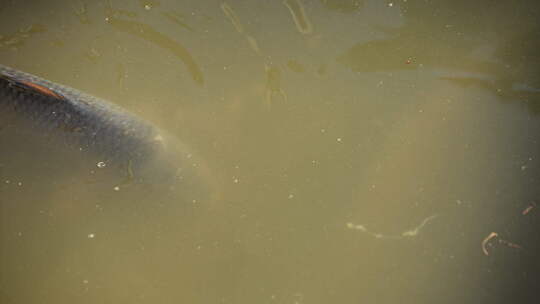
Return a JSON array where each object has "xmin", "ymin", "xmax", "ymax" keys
[{"xmin": 1, "ymin": 0, "xmax": 539, "ymax": 303}]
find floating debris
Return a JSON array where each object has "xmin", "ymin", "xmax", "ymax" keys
[
  {"xmin": 221, "ymin": 2, "xmax": 245, "ymax": 34},
  {"xmin": 161, "ymin": 11, "xmax": 195, "ymax": 32},
  {"xmin": 522, "ymin": 205, "xmax": 534, "ymax": 215},
  {"xmin": 140, "ymin": 1, "xmax": 160, "ymax": 11},
  {"xmin": 245, "ymin": 35, "xmax": 262, "ymax": 56},
  {"xmin": 220, "ymin": 2, "xmax": 263, "ymax": 57},
  {"xmin": 264, "ymin": 63, "xmax": 288, "ymax": 106},
  {"xmin": 498, "ymin": 239, "xmax": 522, "ymax": 250},
  {"xmin": 481, "ymin": 232, "xmax": 522, "ymax": 256},
  {"xmin": 283, "ymin": 0, "xmax": 313, "ymax": 34},
  {"xmin": 346, "ymin": 222, "xmax": 367, "ymax": 232},
  {"xmin": 107, "ymin": 18, "xmax": 204, "ymax": 85},
  {"xmin": 522, "ymin": 202, "xmax": 536, "ymax": 215},
  {"xmin": 401, "ymin": 215, "xmax": 438, "ymax": 237},
  {"xmin": 116, "ymin": 63, "xmax": 126, "ymax": 88},
  {"xmin": 347, "ymin": 214, "xmax": 438, "ymax": 239}
]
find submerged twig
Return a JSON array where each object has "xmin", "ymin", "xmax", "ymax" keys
[{"xmin": 347, "ymin": 214, "xmax": 438, "ymax": 240}]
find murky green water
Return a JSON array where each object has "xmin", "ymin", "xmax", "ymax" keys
[{"xmin": 1, "ymin": 0, "xmax": 539, "ymax": 303}]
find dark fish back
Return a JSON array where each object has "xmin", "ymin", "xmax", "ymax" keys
[{"xmin": 0, "ymin": 64, "xmax": 164, "ymax": 169}]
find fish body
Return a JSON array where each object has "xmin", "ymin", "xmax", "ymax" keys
[
  {"xmin": 0, "ymin": 64, "xmax": 215, "ymax": 198},
  {"xmin": 0, "ymin": 64, "xmax": 165, "ymax": 168}
]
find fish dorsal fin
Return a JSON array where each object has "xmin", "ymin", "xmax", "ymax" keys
[{"xmin": 1, "ymin": 73, "xmax": 65, "ymax": 100}]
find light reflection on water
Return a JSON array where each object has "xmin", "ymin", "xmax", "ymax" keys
[{"xmin": 1, "ymin": 0, "xmax": 540, "ymax": 303}]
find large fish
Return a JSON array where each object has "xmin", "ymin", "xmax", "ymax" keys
[{"xmin": 0, "ymin": 64, "xmax": 212, "ymax": 196}]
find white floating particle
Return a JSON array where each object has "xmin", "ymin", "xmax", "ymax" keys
[
  {"xmin": 144, "ymin": 4, "xmax": 151, "ymax": 10},
  {"xmin": 96, "ymin": 161, "xmax": 106, "ymax": 168},
  {"xmin": 113, "ymin": 186, "xmax": 120, "ymax": 191},
  {"xmin": 88, "ymin": 233, "xmax": 95, "ymax": 239},
  {"xmin": 388, "ymin": 2, "xmax": 394, "ymax": 7},
  {"xmin": 346, "ymin": 222, "xmax": 367, "ymax": 231},
  {"xmin": 233, "ymin": 178, "xmax": 239, "ymax": 183},
  {"xmin": 337, "ymin": 137, "xmax": 342, "ymax": 142},
  {"xmin": 288, "ymin": 194, "xmax": 294, "ymax": 199}
]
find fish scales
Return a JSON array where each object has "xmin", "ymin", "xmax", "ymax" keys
[{"xmin": 0, "ymin": 64, "xmax": 165, "ymax": 168}]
